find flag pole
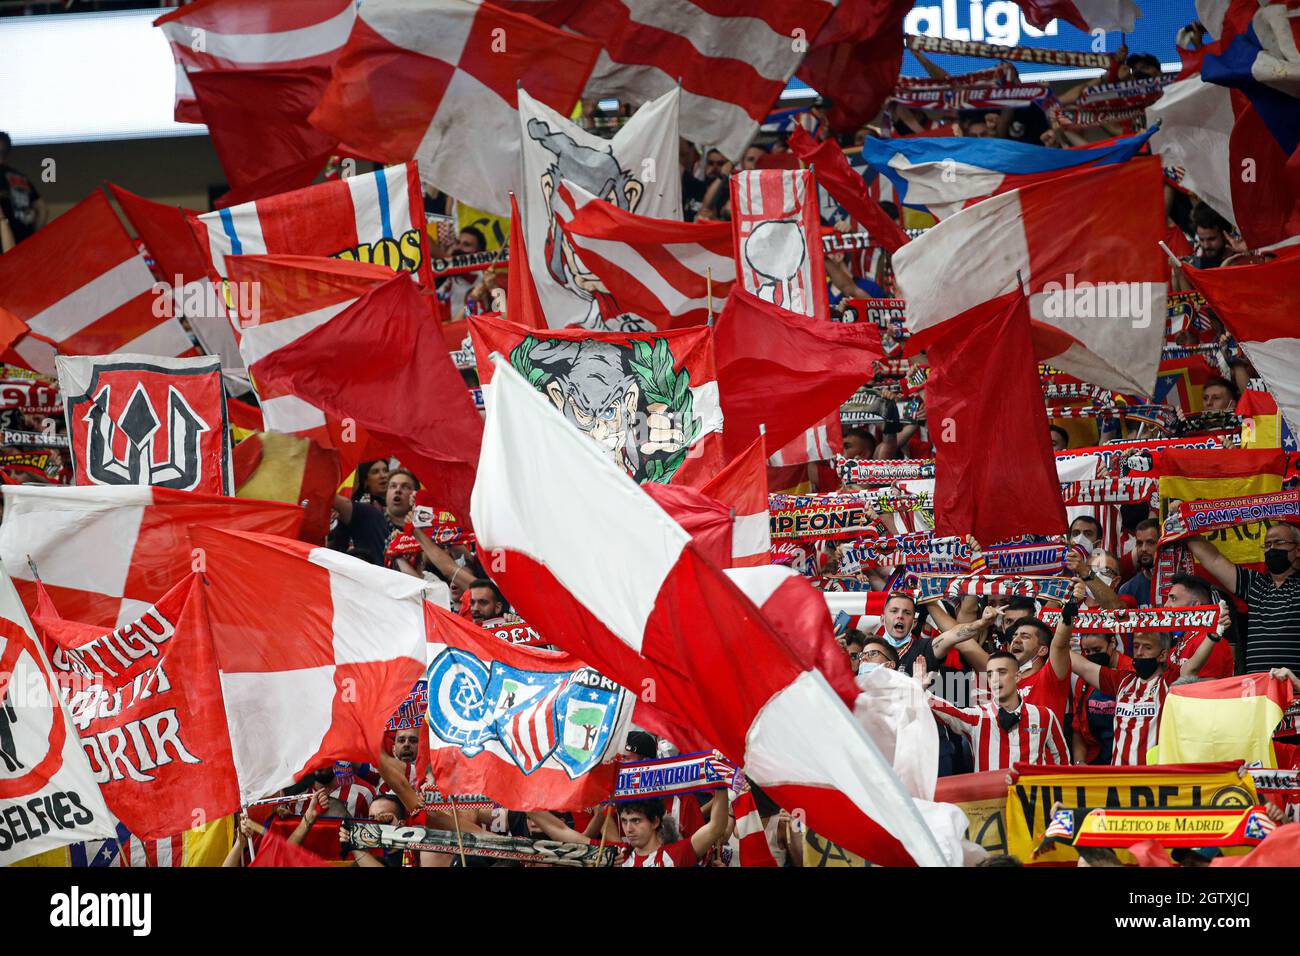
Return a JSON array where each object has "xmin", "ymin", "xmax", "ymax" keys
[
  {"xmin": 706, "ymin": 267, "xmax": 714, "ymax": 325},
  {"xmin": 591, "ymin": 800, "xmax": 614, "ymax": 867},
  {"xmin": 448, "ymin": 794, "xmax": 468, "ymax": 867},
  {"xmin": 1158, "ymin": 240, "xmax": 1183, "ymax": 269},
  {"xmin": 25, "ymin": 555, "xmax": 40, "ymax": 583}
]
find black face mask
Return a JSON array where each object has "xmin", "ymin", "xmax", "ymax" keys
[
  {"xmin": 996, "ymin": 708, "xmax": 1021, "ymax": 732},
  {"xmin": 1132, "ymin": 657, "xmax": 1160, "ymax": 680},
  {"xmin": 1086, "ymin": 651, "xmax": 1111, "ymax": 667},
  {"xmin": 1265, "ymin": 548, "xmax": 1294, "ymax": 575}
]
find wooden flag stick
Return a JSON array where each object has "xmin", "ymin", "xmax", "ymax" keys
[
  {"xmin": 591, "ymin": 801, "xmax": 615, "ymax": 867},
  {"xmin": 449, "ymin": 795, "xmax": 468, "ymax": 868}
]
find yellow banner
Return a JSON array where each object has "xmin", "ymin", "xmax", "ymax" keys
[
  {"xmin": 802, "ymin": 830, "xmax": 868, "ymax": 867},
  {"xmin": 1005, "ymin": 766, "xmax": 1257, "ymax": 864},
  {"xmin": 1073, "ymin": 807, "xmax": 1264, "ymax": 847},
  {"xmin": 1160, "ymin": 472, "xmax": 1281, "ymax": 565},
  {"xmin": 455, "ymin": 201, "xmax": 508, "ymax": 252}
]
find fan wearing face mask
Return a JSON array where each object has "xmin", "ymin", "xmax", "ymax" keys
[
  {"xmin": 1069, "ymin": 633, "xmax": 1133, "ymax": 765},
  {"xmin": 1186, "ymin": 522, "xmax": 1300, "ymax": 674}
]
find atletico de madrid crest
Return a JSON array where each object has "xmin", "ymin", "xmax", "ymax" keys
[{"xmin": 426, "ymin": 648, "xmax": 626, "ymax": 779}]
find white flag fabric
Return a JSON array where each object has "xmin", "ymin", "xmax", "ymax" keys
[
  {"xmin": 0, "ymin": 564, "xmax": 118, "ymax": 865},
  {"xmin": 519, "ymin": 85, "xmax": 681, "ymax": 329}
]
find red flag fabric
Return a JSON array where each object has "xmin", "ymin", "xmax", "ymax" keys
[
  {"xmin": 701, "ymin": 435, "xmax": 770, "ymax": 568},
  {"xmin": 250, "ymin": 828, "xmax": 334, "ymax": 867},
  {"xmin": 642, "ymin": 483, "xmax": 734, "ymax": 571},
  {"xmin": 471, "ymin": 357, "xmax": 951, "ymax": 866},
  {"xmin": 787, "ymin": 125, "xmax": 910, "ymax": 253},
  {"xmin": 106, "ymin": 184, "xmax": 210, "ymax": 286},
  {"xmin": 796, "ymin": 0, "xmax": 912, "ymax": 134},
  {"xmin": 227, "ymin": 254, "xmax": 483, "ymax": 518},
  {"xmin": 33, "ymin": 576, "xmax": 241, "ymax": 841},
  {"xmin": 308, "ymin": 0, "xmax": 600, "ymax": 216},
  {"xmin": 0, "ymin": 485, "xmax": 304, "ymax": 628},
  {"xmin": 507, "ymin": 192, "xmax": 546, "ymax": 329},
  {"xmin": 555, "ymin": 181, "xmax": 735, "ymax": 330},
  {"xmin": 424, "ymin": 603, "xmax": 636, "ymax": 810},
  {"xmin": 714, "ymin": 287, "xmax": 881, "ymax": 460},
  {"xmin": 1212, "ymin": 823, "xmax": 1300, "ymax": 867},
  {"xmin": 0, "ymin": 192, "xmax": 197, "ymax": 376},
  {"xmin": 190, "ymin": 67, "xmax": 337, "ymax": 208},
  {"xmin": 927, "ymin": 289, "xmax": 1068, "ymax": 545},
  {"xmin": 192, "ymin": 527, "xmax": 428, "ymax": 803}
]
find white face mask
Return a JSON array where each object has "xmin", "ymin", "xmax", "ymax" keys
[
  {"xmin": 1018, "ymin": 657, "xmax": 1036, "ymax": 673},
  {"xmin": 1072, "ymin": 533, "xmax": 1096, "ymax": 554},
  {"xmin": 858, "ymin": 662, "xmax": 881, "ymax": 675}
]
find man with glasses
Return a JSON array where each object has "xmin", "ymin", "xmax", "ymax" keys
[
  {"xmin": 1187, "ymin": 523, "xmax": 1300, "ymax": 672},
  {"xmin": 857, "ymin": 637, "xmax": 898, "ymax": 673}
]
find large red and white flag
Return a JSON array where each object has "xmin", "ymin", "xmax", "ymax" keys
[
  {"xmin": 308, "ymin": 0, "xmax": 600, "ymax": 217},
  {"xmin": 0, "ymin": 567, "xmax": 118, "ymax": 865},
  {"xmin": 33, "ymin": 575, "xmax": 241, "ymax": 841},
  {"xmin": 766, "ymin": 411, "xmax": 843, "ymax": 467},
  {"xmin": 1184, "ymin": 253, "xmax": 1300, "ymax": 438},
  {"xmin": 0, "ymin": 485, "xmax": 303, "ymax": 628},
  {"xmin": 470, "ymin": 314, "xmax": 724, "ymax": 487},
  {"xmin": 730, "ymin": 788, "xmax": 778, "ymax": 866},
  {"xmin": 55, "ymin": 353, "xmax": 234, "ymax": 496},
  {"xmin": 556, "ymin": 182, "xmax": 734, "ymax": 331},
  {"xmin": 497, "ymin": 0, "xmax": 838, "ymax": 161},
  {"xmin": 424, "ymin": 603, "xmax": 635, "ymax": 810},
  {"xmin": 700, "ymin": 435, "xmax": 770, "ymax": 568},
  {"xmin": 730, "ymin": 169, "xmax": 830, "ymax": 322},
  {"xmin": 154, "ymin": 0, "xmax": 356, "ymax": 123},
  {"xmin": 227, "ymin": 255, "xmax": 483, "ymax": 517},
  {"xmin": 190, "ymin": 162, "xmax": 432, "ymax": 287},
  {"xmin": 469, "ymin": 357, "xmax": 951, "ymax": 866},
  {"xmin": 519, "ymin": 86, "xmax": 681, "ymax": 328},
  {"xmin": 892, "ymin": 157, "xmax": 1167, "ymax": 396},
  {"xmin": 190, "ymin": 527, "xmax": 430, "ymax": 803},
  {"xmin": 0, "ymin": 192, "xmax": 196, "ymax": 377}
]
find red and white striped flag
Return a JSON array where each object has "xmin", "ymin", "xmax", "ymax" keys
[
  {"xmin": 0, "ymin": 192, "xmax": 197, "ymax": 377},
  {"xmin": 700, "ymin": 435, "xmax": 770, "ymax": 567},
  {"xmin": 767, "ymin": 412, "xmax": 842, "ymax": 466},
  {"xmin": 732, "ymin": 789, "xmax": 778, "ymax": 867},
  {"xmin": 190, "ymin": 162, "xmax": 431, "ymax": 287},
  {"xmin": 730, "ymin": 169, "xmax": 829, "ymax": 322},
  {"xmin": 155, "ymin": 0, "xmax": 356, "ymax": 123},
  {"xmin": 470, "ymin": 356, "xmax": 949, "ymax": 866},
  {"xmin": 0, "ymin": 484, "xmax": 303, "ymax": 628},
  {"xmin": 191, "ymin": 527, "xmax": 430, "ymax": 803},
  {"xmin": 556, "ymin": 181, "xmax": 734, "ymax": 330},
  {"xmin": 497, "ymin": 0, "xmax": 837, "ymax": 161},
  {"xmin": 893, "ymin": 157, "xmax": 1167, "ymax": 396},
  {"xmin": 308, "ymin": 0, "xmax": 600, "ymax": 217}
]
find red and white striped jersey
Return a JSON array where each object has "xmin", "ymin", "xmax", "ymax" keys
[
  {"xmin": 329, "ymin": 781, "xmax": 377, "ymax": 818},
  {"xmin": 928, "ymin": 697, "xmax": 1069, "ymax": 772},
  {"xmin": 1098, "ymin": 664, "xmax": 1179, "ymax": 765},
  {"xmin": 620, "ymin": 837, "xmax": 700, "ymax": 868}
]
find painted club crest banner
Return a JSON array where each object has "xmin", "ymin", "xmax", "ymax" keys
[
  {"xmin": 730, "ymin": 169, "xmax": 829, "ymax": 321},
  {"xmin": 519, "ymin": 87, "xmax": 681, "ymax": 330},
  {"xmin": 56, "ymin": 354, "xmax": 233, "ymax": 495},
  {"xmin": 34, "ymin": 575, "xmax": 240, "ymax": 842},
  {"xmin": 470, "ymin": 314, "xmax": 724, "ymax": 486},
  {"xmin": 425, "ymin": 604, "xmax": 633, "ymax": 810}
]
